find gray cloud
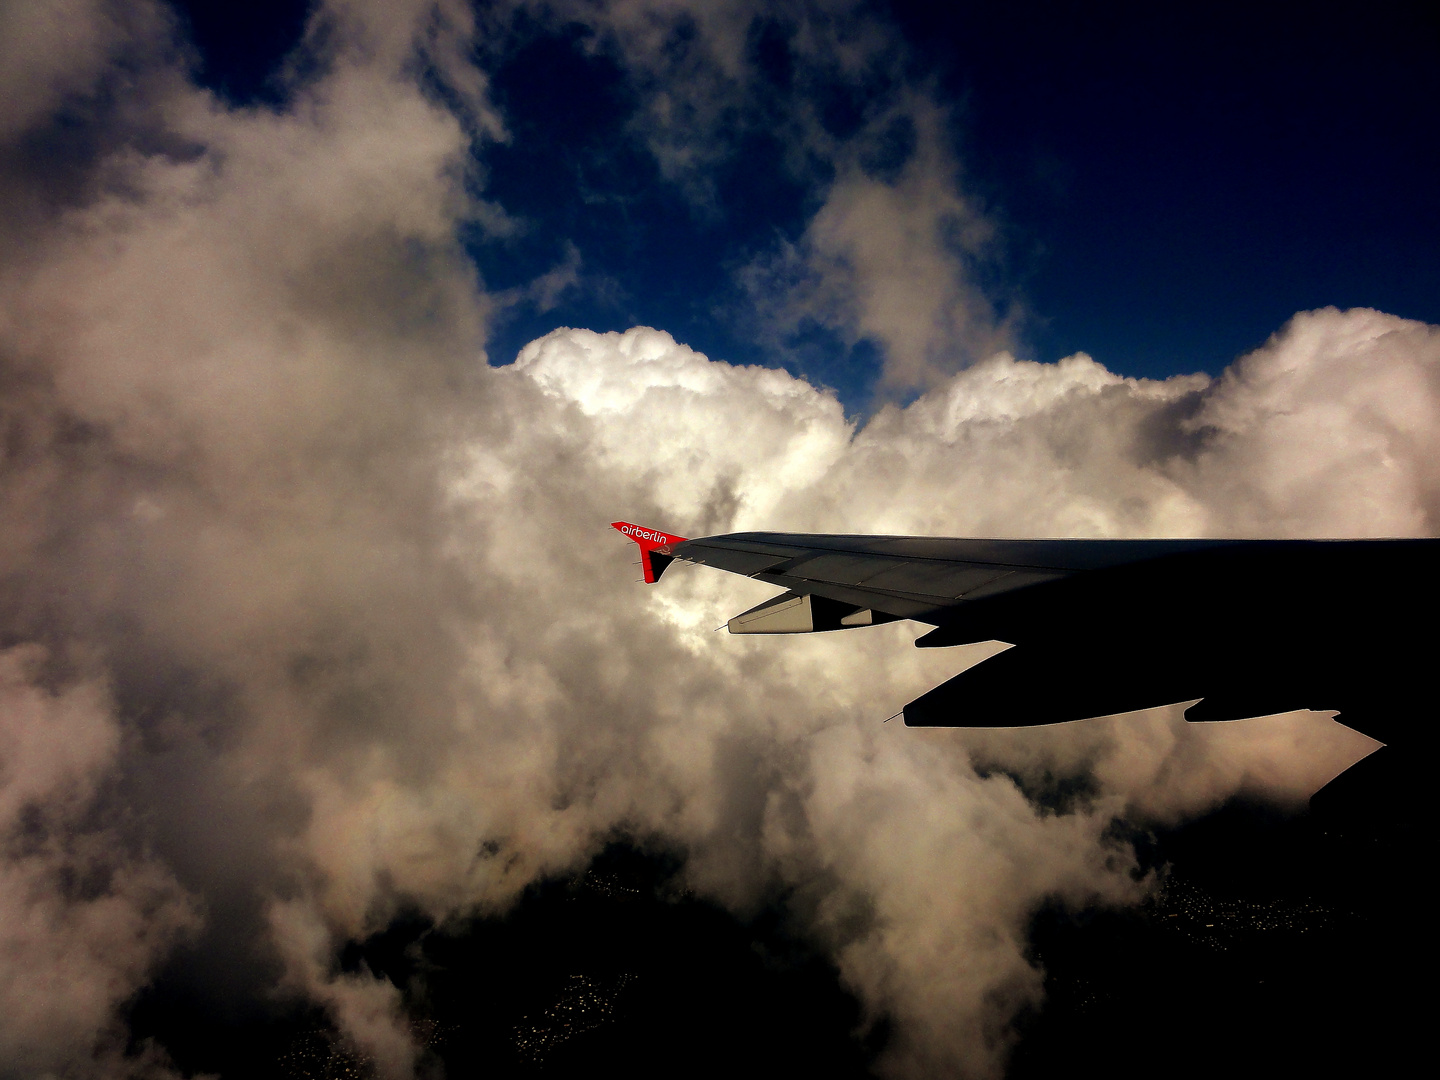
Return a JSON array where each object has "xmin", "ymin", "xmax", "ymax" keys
[
  {"xmin": 0, "ymin": 0, "xmax": 167, "ymax": 141},
  {"xmin": 739, "ymin": 95, "xmax": 1011, "ymax": 394},
  {"xmin": 0, "ymin": 647, "xmax": 200, "ymax": 1078},
  {"xmin": 0, "ymin": 3, "xmax": 1428, "ymax": 1079}
]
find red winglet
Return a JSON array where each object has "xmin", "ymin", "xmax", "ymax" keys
[{"xmin": 612, "ymin": 521, "xmax": 689, "ymax": 583}]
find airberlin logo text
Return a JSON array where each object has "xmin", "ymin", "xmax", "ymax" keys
[{"xmin": 620, "ymin": 525, "xmax": 672, "ymax": 546}]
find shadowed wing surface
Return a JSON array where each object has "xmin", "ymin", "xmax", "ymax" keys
[{"xmin": 633, "ymin": 530, "xmax": 1438, "ymax": 748}]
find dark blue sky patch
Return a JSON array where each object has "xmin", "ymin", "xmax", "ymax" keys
[
  {"xmin": 160, "ymin": 0, "xmax": 1439, "ymax": 401},
  {"xmin": 168, "ymin": 0, "xmax": 315, "ymax": 106},
  {"xmin": 895, "ymin": 1, "xmax": 1440, "ymax": 375},
  {"xmin": 474, "ymin": 21, "xmax": 819, "ymax": 373}
]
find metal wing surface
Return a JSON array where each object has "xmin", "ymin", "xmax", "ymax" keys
[
  {"xmin": 669, "ymin": 532, "xmax": 1234, "ymax": 622},
  {"xmin": 615, "ymin": 522, "xmax": 1439, "ymax": 824}
]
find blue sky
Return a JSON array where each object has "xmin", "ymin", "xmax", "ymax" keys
[{"xmin": 175, "ymin": 0, "xmax": 1438, "ymax": 404}]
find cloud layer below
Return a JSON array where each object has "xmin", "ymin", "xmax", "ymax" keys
[{"xmin": 0, "ymin": 3, "xmax": 1433, "ymax": 1078}]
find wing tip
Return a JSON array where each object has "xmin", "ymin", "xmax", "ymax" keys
[{"xmin": 612, "ymin": 520, "xmax": 689, "ymax": 583}]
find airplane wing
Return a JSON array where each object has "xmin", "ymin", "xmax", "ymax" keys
[
  {"xmin": 611, "ymin": 522, "xmax": 1438, "ymax": 749},
  {"xmin": 630, "ymin": 528, "xmax": 1240, "ymax": 626}
]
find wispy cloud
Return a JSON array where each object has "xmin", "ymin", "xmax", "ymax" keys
[{"xmin": 520, "ymin": 1, "xmax": 1015, "ymax": 393}]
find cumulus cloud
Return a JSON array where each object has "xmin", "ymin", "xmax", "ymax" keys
[{"xmin": 0, "ymin": 3, "xmax": 1432, "ymax": 1080}]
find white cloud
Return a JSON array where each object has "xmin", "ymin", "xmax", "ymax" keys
[{"xmin": 1175, "ymin": 307, "xmax": 1440, "ymax": 535}]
